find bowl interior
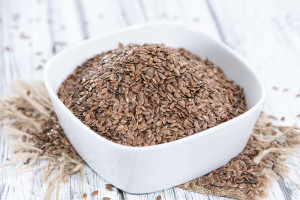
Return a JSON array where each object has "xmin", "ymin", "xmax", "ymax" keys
[{"xmin": 45, "ymin": 23, "xmax": 263, "ymax": 119}]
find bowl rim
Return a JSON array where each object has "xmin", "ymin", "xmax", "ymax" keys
[{"xmin": 44, "ymin": 22, "xmax": 266, "ymax": 152}]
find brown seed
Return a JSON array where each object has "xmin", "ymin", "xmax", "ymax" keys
[
  {"xmin": 119, "ymin": 42, "xmax": 124, "ymax": 49},
  {"xmin": 36, "ymin": 65, "xmax": 43, "ymax": 70},
  {"xmin": 57, "ymin": 43, "xmax": 247, "ymax": 147},
  {"xmin": 105, "ymin": 184, "xmax": 113, "ymax": 191},
  {"xmin": 5, "ymin": 46, "xmax": 11, "ymax": 51},
  {"xmin": 6, "ymin": 80, "xmax": 296, "ymax": 200},
  {"xmin": 22, "ymin": 135, "xmax": 27, "ymax": 142},
  {"xmin": 52, "ymin": 150, "xmax": 61, "ymax": 155},
  {"xmin": 232, "ymin": 190, "xmax": 240, "ymax": 195},
  {"xmin": 24, "ymin": 158, "xmax": 30, "ymax": 165},
  {"xmin": 102, "ymin": 197, "xmax": 111, "ymax": 200},
  {"xmin": 268, "ymin": 115, "xmax": 278, "ymax": 120},
  {"xmin": 156, "ymin": 195, "xmax": 162, "ymax": 200},
  {"xmin": 82, "ymin": 193, "xmax": 87, "ymax": 198},
  {"xmin": 91, "ymin": 190, "xmax": 98, "ymax": 196}
]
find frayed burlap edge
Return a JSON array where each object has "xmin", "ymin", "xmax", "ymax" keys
[
  {"xmin": 179, "ymin": 113, "xmax": 300, "ymax": 199},
  {"xmin": 0, "ymin": 81, "xmax": 84, "ymax": 200},
  {"xmin": 0, "ymin": 80, "xmax": 299, "ymax": 200}
]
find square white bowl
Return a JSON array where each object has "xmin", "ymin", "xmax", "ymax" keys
[{"xmin": 44, "ymin": 23, "xmax": 265, "ymax": 194}]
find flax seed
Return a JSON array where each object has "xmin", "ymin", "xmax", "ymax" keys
[
  {"xmin": 58, "ymin": 43, "xmax": 247, "ymax": 146},
  {"xmin": 91, "ymin": 190, "xmax": 98, "ymax": 196}
]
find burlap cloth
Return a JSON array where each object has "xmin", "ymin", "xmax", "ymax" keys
[{"xmin": 0, "ymin": 81, "xmax": 299, "ymax": 200}]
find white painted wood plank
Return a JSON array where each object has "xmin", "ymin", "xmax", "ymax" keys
[
  {"xmin": 0, "ymin": 0, "xmax": 123, "ymax": 199},
  {"xmin": 0, "ymin": 0, "xmax": 234, "ymax": 199},
  {"xmin": 117, "ymin": 0, "xmax": 146, "ymax": 25},
  {"xmin": 117, "ymin": 1, "xmax": 225, "ymax": 199},
  {"xmin": 1, "ymin": 0, "xmax": 300, "ymax": 199},
  {"xmin": 0, "ymin": 0, "xmax": 53, "ymax": 199},
  {"xmin": 209, "ymin": 0, "xmax": 300, "ymax": 199},
  {"xmin": 79, "ymin": 0, "xmax": 128, "ymax": 37},
  {"xmin": 42, "ymin": 0, "xmax": 124, "ymax": 199},
  {"xmin": 48, "ymin": 0, "xmax": 84, "ymax": 53},
  {"xmin": 68, "ymin": 166, "xmax": 122, "ymax": 200},
  {"xmin": 138, "ymin": 0, "xmax": 162, "ymax": 21},
  {"xmin": 140, "ymin": 0, "xmax": 182, "ymax": 23},
  {"xmin": 177, "ymin": 0, "xmax": 221, "ymax": 40},
  {"xmin": 0, "ymin": 0, "xmax": 52, "ymax": 85}
]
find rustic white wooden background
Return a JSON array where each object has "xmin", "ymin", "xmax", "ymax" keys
[{"xmin": 1, "ymin": 0, "xmax": 300, "ymax": 199}]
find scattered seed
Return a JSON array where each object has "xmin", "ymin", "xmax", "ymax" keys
[
  {"xmin": 232, "ymin": 190, "xmax": 240, "ymax": 195},
  {"xmin": 180, "ymin": 112, "xmax": 298, "ymax": 199},
  {"xmin": 36, "ymin": 65, "xmax": 43, "ymax": 70},
  {"xmin": 272, "ymin": 86, "xmax": 278, "ymax": 90},
  {"xmin": 105, "ymin": 184, "xmax": 113, "ymax": 191},
  {"xmin": 20, "ymin": 32, "xmax": 30, "ymax": 39},
  {"xmin": 156, "ymin": 195, "xmax": 162, "ymax": 200},
  {"xmin": 12, "ymin": 13, "xmax": 20, "ymax": 21},
  {"xmin": 268, "ymin": 115, "xmax": 278, "ymax": 120},
  {"xmin": 91, "ymin": 190, "xmax": 98, "ymax": 196},
  {"xmin": 4, "ymin": 80, "xmax": 298, "ymax": 200},
  {"xmin": 52, "ymin": 46, "xmax": 56, "ymax": 54},
  {"xmin": 24, "ymin": 158, "xmax": 30, "ymax": 165},
  {"xmin": 102, "ymin": 197, "xmax": 111, "ymax": 200},
  {"xmin": 22, "ymin": 135, "xmax": 27, "ymax": 142}
]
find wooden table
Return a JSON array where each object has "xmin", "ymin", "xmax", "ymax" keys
[{"xmin": 1, "ymin": 0, "xmax": 300, "ymax": 199}]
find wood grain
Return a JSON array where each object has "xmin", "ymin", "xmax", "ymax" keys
[
  {"xmin": 1, "ymin": 0, "xmax": 300, "ymax": 199},
  {"xmin": 209, "ymin": 1, "xmax": 300, "ymax": 199},
  {"xmin": 0, "ymin": 0, "xmax": 52, "ymax": 199}
]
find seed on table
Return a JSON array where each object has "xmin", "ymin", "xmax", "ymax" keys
[
  {"xmin": 91, "ymin": 190, "xmax": 98, "ymax": 196},
  {"xmin": 105, "ymin": 184, "xmax": 113, "ymax": 191},
  {"xmin": 232, "ymin": 190, "xmax": 240, "ymax": 195},
  {"xmin": 5, "ymin": 78, "xmax": 296, "ymax": 200}
]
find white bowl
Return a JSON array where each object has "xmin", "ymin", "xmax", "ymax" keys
[{"xmin": 44, "ymin": 23, "xmax": 265, "ymax": 194}]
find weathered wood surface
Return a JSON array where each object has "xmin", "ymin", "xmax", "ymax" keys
[{"xmin": 0, "ymin": 0, "xmax": 300, "ymax": 199}]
